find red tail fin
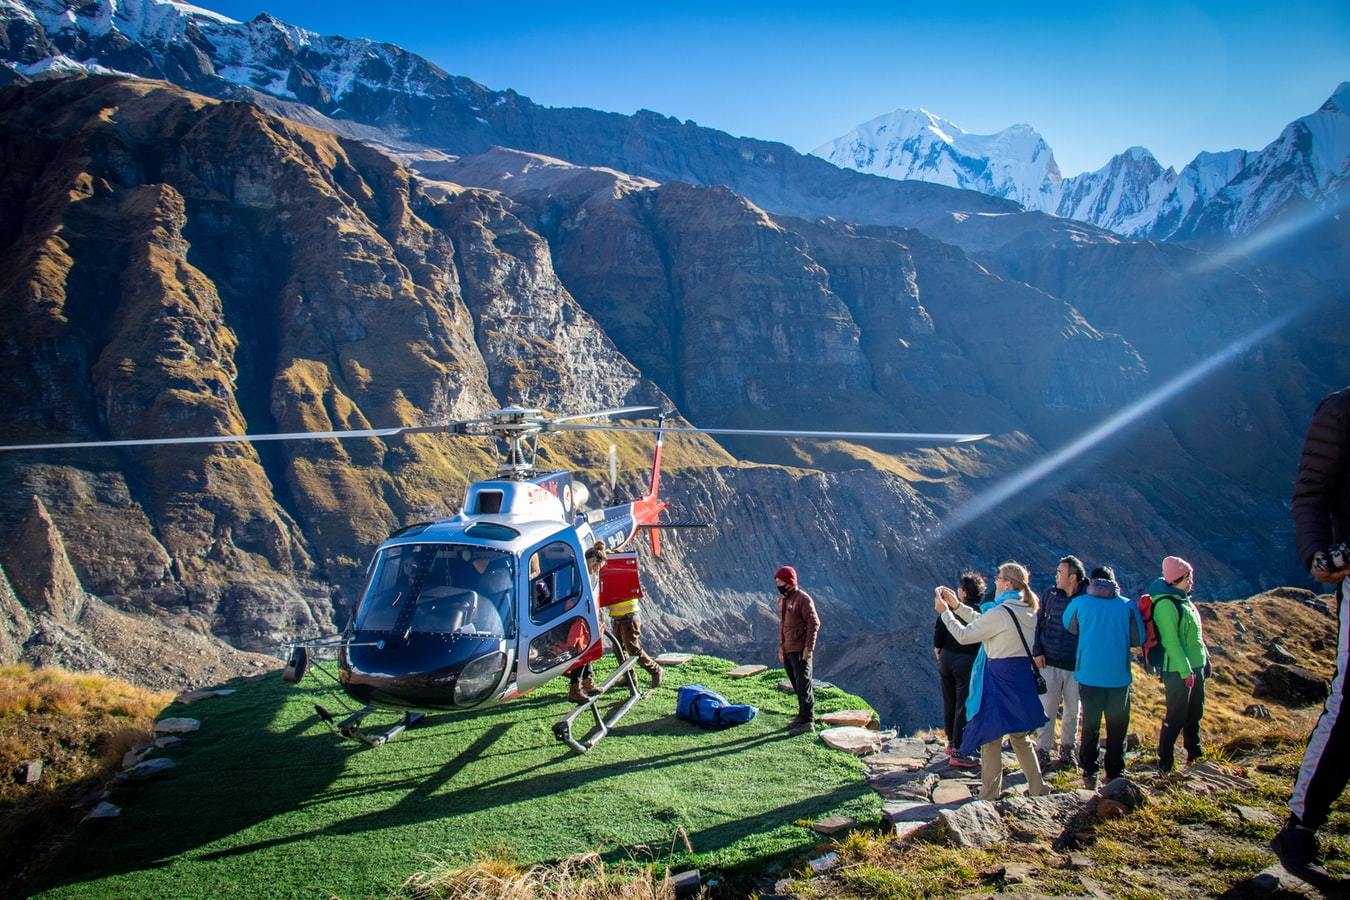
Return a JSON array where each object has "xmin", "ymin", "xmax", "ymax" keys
[{"xmin": 634, "ymin": 415, "xmax": 669, "ymax": 557}]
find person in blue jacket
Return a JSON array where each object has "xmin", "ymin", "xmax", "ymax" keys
[{"xmin": 1064, "ymin": 565, "xmax": 1144, "ymax": 789}]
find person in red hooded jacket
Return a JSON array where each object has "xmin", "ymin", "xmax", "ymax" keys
[{"xmin": 776, "ymin": 565, "xmax": 821, "ymax": 735}]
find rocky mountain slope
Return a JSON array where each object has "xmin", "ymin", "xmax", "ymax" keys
[{"xmin": 1, "ymin": 75, "xmax": 1344, "ymax": 729}]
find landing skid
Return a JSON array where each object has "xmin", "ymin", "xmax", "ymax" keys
[
  {"xmin": 552, "ymin": 630, "xmax": 644, "ymax": 754},
  {"xmin": 318, "ymin": 705, "xmax": 425, "ymax": 748}
]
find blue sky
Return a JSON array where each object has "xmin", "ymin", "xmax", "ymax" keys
[{"xmin": 204, "ymin": 1, "xmax": 1349, "ymax": 176}]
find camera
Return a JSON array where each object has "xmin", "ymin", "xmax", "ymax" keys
[{"xmin": 1330, "ymin": 542, "xmax": 1350, "ymax": 570}]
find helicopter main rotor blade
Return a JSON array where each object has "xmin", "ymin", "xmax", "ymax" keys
[
  {"xmin": 0, "ymin": 421, "xmax": 471, "ymax": 453},
  {"xmin": 558, "ymin": 424, "xmax": 991, "ymax": 444},
  {"xmin": 548, "ymin": 405, "xmax": 661, "ymax": 424}
]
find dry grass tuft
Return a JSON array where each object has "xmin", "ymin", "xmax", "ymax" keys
[{"xmin": 402, "ymin": 851, "xmax": 679, "ymax": 900}]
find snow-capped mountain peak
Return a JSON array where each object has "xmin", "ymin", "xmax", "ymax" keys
[{"xmin": 812, "ymin": 107, "xmax": 1063, "ymax": 211}]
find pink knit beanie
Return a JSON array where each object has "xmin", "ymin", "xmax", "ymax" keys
[{"xmin": 1162, "ymin": 556, "xmax": 1193, "ymax": 584}]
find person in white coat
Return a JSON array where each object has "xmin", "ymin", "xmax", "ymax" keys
[{"xmin": 936, "ymin": 561, "xmax": 1050, "ymax": 801}]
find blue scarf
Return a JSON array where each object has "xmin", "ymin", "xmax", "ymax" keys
[{"xmin": 964, "ymin": 590, "xmax": 1022, "ymax": 722}]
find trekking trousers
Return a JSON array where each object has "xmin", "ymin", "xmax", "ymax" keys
[
  {"xmin": 1289, "ymin": 579, "xmax": 1350, "ymax": 830},
  {"xmin": 980, "ymin": 731, "xmax": 1046, "ymax": 801},
  {"xmin": 610, "ymin": 614, "xmax": 660, "ymax": 677},
  {"xmin": 1078, "ymin": 683, "xmax": 1131, "ymax": 780},
  {"xmin": 1158, "ymin": 671, "xmax": 1206, "ymax": 771},
  {"xmin": 939, "ymin": 649, "xmax": 975, "ymax": 750},
  {"xmin": 1036, "ymin": 664, "xmax": 1081, "ymax": 753},
  {"xmin": 784, "ymin": 650, "xmax": 815, "ymax": 721}
]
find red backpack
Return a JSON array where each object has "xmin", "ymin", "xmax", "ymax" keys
[{"xmin": 1136, "ymin": 593, "xmax": 1176, "ymax": 676}]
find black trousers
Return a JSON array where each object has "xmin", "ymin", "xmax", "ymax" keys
[
  {"xmin": 1289, "ymin": 581, "xmax": 1349, "ymax": 830},
  {"xmin": 1158, "ymin": 671, "xmax": 1206, "ymax": 771},
  {"xmin": 784, "ymin": 651, "xmax": 814, "ymax": 721},
  {"xmin": 939, "ymin": 649, "xmax": 976, "ymax": 750},
  {"xmin": 1078, "ymin": 684, "xmax": 1132, "ymax": 779}
]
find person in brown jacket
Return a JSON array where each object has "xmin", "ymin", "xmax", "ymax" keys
[
  {"xmin": 1273, "ymin": 385, "xmax": 1350, "ymax": 889},
  {"xmin": 776, "ymin": 565, "xmax": 820, "ymax": 735}
]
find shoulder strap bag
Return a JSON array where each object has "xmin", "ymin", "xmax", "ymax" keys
[{"xmin": 1006, "ymin": 605, "xmax": 1048, "ymax": 695}]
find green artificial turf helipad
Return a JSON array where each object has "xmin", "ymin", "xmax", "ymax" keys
[{"xmin": 34, "ymin": 656, "xmax": 879, "ymax": 898}]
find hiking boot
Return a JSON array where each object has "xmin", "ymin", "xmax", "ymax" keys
[
  {"xmin": 567, "ymin": 683, "xmax": 592, "ymax": 704},
  {"xmin": 949, "ymin": 753, "xmax": 979, "ymax": 769},
  {"xmin": 1035, "ymin": 747, "xmax": 1053, "ymax": 771},
  {"xmin": 581, "ymin": 675, "xmax": 600, "ymax": 696},
  {"xmin": 1082, "ymin": 772, "xmax": 1099, "ymax": 791},
  {"xmin": 1272, "ymin": 818, "xmax": 1335, "ymax": 889},
  {"xmin": 1058, "ymin": 744, "xmax": 1076, "ymax": 766},
  {"xmin": 788, "ymin": 720, "xmax": 814, "ymax": 736},
  {"xmin": 649, "ymin": 666, "xmax": 664, "ymax": 689}
]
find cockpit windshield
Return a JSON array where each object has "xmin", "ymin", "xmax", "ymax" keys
[{"xmin": 355, "ymin": 544, "xmax": 516, "ymax": 638}]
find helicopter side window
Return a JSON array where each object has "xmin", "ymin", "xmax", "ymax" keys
[
  {"xmin": 528, "ymin": 541, "xmax": 583, "ymax": 626},
  {"xmin": 526, "ymin": 615, "xmax": 591, "ymax": 673},
  {"xmin": 356, "ymin": 546, "xmax": 420, "ymax": 632}
]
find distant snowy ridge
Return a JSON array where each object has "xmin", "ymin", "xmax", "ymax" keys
[
  {"xmin": 0, "ymin": 0, "xmax": 461, "ymax": 108},
  {"xmin": 815, "ymin": 84, "xmax": 1350, "ymax": 240},
  {"xmin": 810, "ymin": 108, "xmax": 1064, "ymax": 212}
]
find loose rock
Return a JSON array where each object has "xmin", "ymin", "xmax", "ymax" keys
[
  {"xmin": 924, "ymin": 800, "xmax": 1008, "ymax": 849},
  {"xmin": 1168, "ymin": 760, "xmax": 1251, "ymax": 795},
  {"xmin": 654, "ymin": 653, "xmax": 691, "ymax": 666},
  {"xmin": 175, "ymin": 688, "xmax": 237, "ymax": 704},
  {"xmin": 1099, "ymin": 777, "xmax": 1147, "ymax": 811},
  {"xmin": 892, "ymin": 820, "xmax": 927, "ymax": 842},
  {"xmin": 16, "ymin": 759, "xmax": 43, "ymax": 785},
  {"xmin": 869, "ymin": 770, "xmax": 939, "ymax": 802},
  {"xmin": 1250, "ymin": 864, "xmax": 1321, "ymax": 895},
  {"xmin": 808, "ymin": 852, "xmax": 841, "ymax": 873},
  {"xmin": 1235, "ymin": 805, "xmax": 1279, "ymax": 827},
  {"xmin": 883, "ymin": 800, "xmax": 960, "ymax": 825},
  {"xmin": 666, "ymin": 870, "xmax": 700, "ymax": 898},
  {"xmin": 810, "ymin": 815, "xmax": 856, "ymax": 835},
  {"xmin": 154, "ymin": 735, "xmax": 182, "ymax": 749},
  {"xmin": 819, "ymin": 726, "xmax": 881, "ymax": 756},
  {"xmin": 154, "ymin": 717, "xmax": 201, "ymax": 734},
  {"xmin": 1264, "ymin": 642, "xmax": 1298, "ymax": 665},
  {"xmin": 82, "ymin": 801, "xmax": 121, "ymax": 821},
  {"xmin": 820, "ymin": 709, "xmax": 875, "ymax": 728},
  {"xmin": 726, "ymin": 664, "xmax": 767, "ymax": 679},
  {"xmin": 1244, "ymin": 704, "xmax": 1273, "ymax": 719},
  {"xmin": 994, "ymin": 790, "xmax": 1095, "ymax": 841},
  {"xmin": 932, "ymin": 780, "xmax": 973, "ymax": 804},
  {"xmin": 1254, "ymin": 664, "xmax": 1331, "ymax": 706},
  {"xmin": 127, "ymin": 757, "xmax": 176, "ymax": 779}
]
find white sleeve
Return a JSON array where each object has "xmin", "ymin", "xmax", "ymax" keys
[{"xmin": 940, "ymin": 607, "xmax": 1000, "ymax": 645}]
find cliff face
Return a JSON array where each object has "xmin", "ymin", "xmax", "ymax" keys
[{"xmin": 0, "ymin": 76, "xmax": 671, "ymax": 655}]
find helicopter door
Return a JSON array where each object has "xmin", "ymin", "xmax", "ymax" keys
[{"xmin": 516, "ymin": 537, "xmax": 599, "ymax": 694}]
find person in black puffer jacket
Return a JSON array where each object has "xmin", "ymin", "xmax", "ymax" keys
[
  {"xmin": 934, "ymin": 571, "xmax": 985, "ymax": 768},
  {"xmin": 1273, "ymin": 385, "xmax": 1350, "ymax": 890},
  {"xmin": 1033, "ymin": 555, "xmax": 1086, "ymax": 766}
]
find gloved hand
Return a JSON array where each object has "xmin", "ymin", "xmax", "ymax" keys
[{"xmin": 1184, "ymin": 673, "xmax": 1196, "ymax": 690}]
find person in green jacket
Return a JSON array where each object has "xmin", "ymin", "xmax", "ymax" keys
[{"xmin": 1151, "ymin": 555, "xmax": 1210, "ymax": 772}]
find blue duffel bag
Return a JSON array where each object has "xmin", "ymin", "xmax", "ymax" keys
[{"xmin": 675, "ymin": 684, "xmax": 758, "ymax": 729}]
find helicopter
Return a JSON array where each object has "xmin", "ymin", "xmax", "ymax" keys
[{"xmin": 1, "ymin": 406, "xmax": 989, "ymax": 752}]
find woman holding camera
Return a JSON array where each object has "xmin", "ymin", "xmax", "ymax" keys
[
  {"xmin": 935, "ymin": 561, "xmax": 1049, "ymax": 800},
  {"xmin": 1150, "ymin": 555, "xmax": 1210, "ymax": 772}
]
